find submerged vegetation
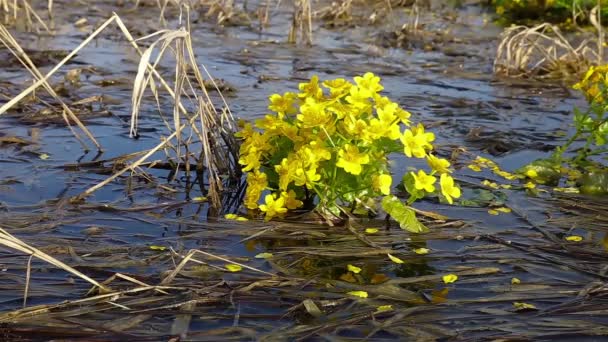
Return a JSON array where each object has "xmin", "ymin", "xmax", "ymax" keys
[{"xmin": 0, "ymin": 0, "xmax": 608, "ymax": 340}]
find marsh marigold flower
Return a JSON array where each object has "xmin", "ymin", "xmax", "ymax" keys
[
  {"xmin": 281, "ymin": 190, "xmax": 303, "ymax": 210},
  {"xmin": 373, "ymin": 174, "xmax": 392, "ymax": 195},
  {"xmin": 412, "ymin": 170, "xmax": 436, "ymax": 193},
  {"xmin": 336, "ymin": 144, "xmax": 370, "ymax": 175},
  {"xmin": 401, "ymin": 124, "xmax": 434, "ymax": 158},
  {"xmin": 259, "ymin": 194, "xmax": 288, "ymax": 220},
  {"xmin": 427, "ymin": 154, "xmax": 451, "ymax": 174},
  {"xmin": 440, "ymin": 173, "xmax": 460, "ymax": 204}
]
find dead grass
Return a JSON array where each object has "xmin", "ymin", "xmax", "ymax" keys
[
  {"xmin": 288, "ymin": 0, "xmax": 312, "ymax": 45},
  {"xmin": 494, "ymin": 22, "xmax": 602, "ymax": 78},
  {"xmin": 0, "ymin": 0, "xmax": 52, "ymax": 33},
  {"xmin": 0, "ymin": 9, "xmax": 240, "ymax": 209}
]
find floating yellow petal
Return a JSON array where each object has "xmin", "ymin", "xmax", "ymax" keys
[
  {"xmin": 365, "ymin": 228, "xmax": 379, "ymax": 234},
  {"xmin": 467, "ymin": 164, "xmax": 482, "ymax": 172},
  {"xmin": 565, "ymin": 235, "xmax": 583, "ymax": 242},
  {"xmin": 347, "ymin": 291, "xmax": 368, "ymax": 298},
  {"xmin": 442, "ymin": 274, "xmax": 458, "ymax": 284},
  {"xmin": 513, "ymin": 302, "xmax": 537, "ymax": 310},
  {"xmin": 225, "ymin": 213, "xmax": 249, "ymax": 221},
  {"xmin": 376, "ymin": 305, "xmax": 393, "ymax": 312},
  {"xmin": 387, "ymin": 254, "xmax": 404, "ymax": 264},
  {"xmin": 413, "ymin": 248, "xmax": 429, "ymax": 255},
  {"xmin": 149, "ymin": 245, "xmax": 166, "ymax": 251},
  {"xmin": 347, "ymin": 264, "xmax": 362, "ymax": 274},
  {"xmin": 192, "ymin": 196, "xmax": 208, "ymax": 202},
  {"xmin": 255, "ymin": 252, "xmax": 273, "ymax": 259},
  {"xmin": 225, "ymin": 264, "xmax": 243, "ymax": 272},
  {"xmin": 511, "ymin": 277, "xmax": 521, "ymax": 285},
  {"xmin": 39, "ymin": 153, "xmax": 50, "ymax": 160}
]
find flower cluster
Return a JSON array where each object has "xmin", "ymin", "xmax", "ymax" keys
[
  {"xmin": 573, "ymin": 65, "xmax": 608, "ymax": 105},
  {"xmin": 237, "ymin": 73, "xmax": 460, "ymax": 221}
]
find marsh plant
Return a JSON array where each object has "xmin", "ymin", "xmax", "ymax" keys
[
  {"xmin": 493, "ymin": 0, "xmax": 608, "ymax": 23},
  {"xmin": 237, "ymin": 73, "xmax": 461, "ymax": 231},
  {"xmin": 516, "ymin": 65, "xmax": 608, "ymax": 195}
]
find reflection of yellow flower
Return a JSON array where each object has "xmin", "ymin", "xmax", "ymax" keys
[
  {"xmin": 412, "ymin": 170, "xmax": 436, "ymax": 193},
  {"xmin": 336, "ymin": 144, "xmax": 370, "ymax": 175},
  {"xmin": 259, "ymin": 194, "xmax": 288, "ymax": 220},
  {"xmin": 440, "ymin": 173, "xmax": 461, "ymax": 204}
]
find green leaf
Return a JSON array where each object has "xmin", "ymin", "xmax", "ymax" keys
[
  {"xmin": 402, "ymin": 172, "xmax": 425, "ymax": 204},
  {"xmin": 381, "ymin": 195, "xmax": 429, "ymax": 233}
]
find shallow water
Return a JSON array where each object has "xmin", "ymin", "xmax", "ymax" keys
[{"xmin": 0, "ymin": 0, "xmax": 606, "ymax": 340}]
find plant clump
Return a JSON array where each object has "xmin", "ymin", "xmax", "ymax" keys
[
  {"xmin": 237, "ymin": 73, "xmax": 460, "ymax": 230},
  {"xmin": 516, "ymin": 64, "xmax": 608, "ymax": 195},
  {"xmin": 492, "ymin": 0, "xmax": 608, "ymax": 24}
]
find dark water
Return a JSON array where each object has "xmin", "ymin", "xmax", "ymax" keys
[{"xmin": 0, "ymin": 1, "xmax": 605, "ymax": 340}]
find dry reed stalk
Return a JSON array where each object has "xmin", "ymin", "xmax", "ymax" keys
[
  {"xmin": 288, "ymin": 0, "xmax": 312, "ymax": 45},
  {"xmin": 1, "ymin": 12, "xmax": 239, "ymax": 208},
  {"xmin": 0, "ymin": 226, "xmax": 111, "ymax": 294},
  {"xmin": 494, "ymin": 23, "xmax": 600, "ymax": 78},
  {"xmin": 315, "ymin": 0, "xmax": 353, "ymax": 22},
  {"xmin": 0, "ymin": 0, "xmax": 51, "ymax": 33},
  {"xmin": 0, "ymin": 24, "xmax": 101, "ymax": 150}
]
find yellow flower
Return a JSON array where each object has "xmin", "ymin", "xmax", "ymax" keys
[
  {"xmin": 281, "ymin": 190, "xmax": 303, "ymax": 210},
  {"xmin": 401, "ymin": 124, "xmax": 434, "ymax": 158},
  {"xmin": 345, "ymin": 86, "xmax": 372, "ymax": 110},
  {"xmin": 238, "ymin": 151, "xmax": 261, "ymax": 172},
  {"xmin": 255, "ymin": 114, "xmax": 284, "ymax": 134},
  {"xmin": 336, "ymin": 144, "xmax": 370, "ymax": 175},
  {"xmin": 293, "ymin": 166, "xmax": 321, "ymax": 188},
  {"xmin": 298, "ymin": 75, "xmax": 323, "ymax": 99},
  {"xmin": 427, "ymin": 154, "xmax": 451, "ymax": 174},
  {"xmin": 300, "ymin": 140, "xmax": 332, "ymax": 165},
  {"xmin": 235, "ymin": 121, "xmax": 255, "ymax": 139},
  {"xmin": 412, "ymin": 170, "xmax": 436, "ymax": 193},
  {"xmin": 440, "ymin": 173, "xmax": 460, "ymax": 204},
  {"xmin": 259, "ymin": 194, "xmax": 288, "ymax": 221},
  {"xmin": 373, "ymin": 174, "xmax": 392, "ymax": 195},
  {"xmin": 275, "ymin": 158, "xmax": 294, "ymax": 191},
  {"xmin": 369, "ymin": 118, "xmax": 400, "ymax": 140},
  {"xmin": 243, "ymin": 171, "xmax": 268, "ymax": 209},
  {"xmin": 322, "ymin": 78, "xmax": 353, "ymax": 98},
  {"xmin": 341, "ymin": 116, "xmax": 373, "ymax": 143},
  {"xmin": 296, "ymin": 98, "xmax": 331, "ymax": 128},
  {"xmin": 354, "ymin": 72, "xmax": 383, "ymax": 97},
  {"xmin": 268, "ymin": 92, "xmax": 297, "ymax": 115}
]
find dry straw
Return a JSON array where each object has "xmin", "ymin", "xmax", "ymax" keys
[
  {"xmin": 494, "ymin": 4, "xmax": 604, "ymax": 78},
  {"xmin": 0, "ymin": 9, "xmax": 240, "ymax": 208}
]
